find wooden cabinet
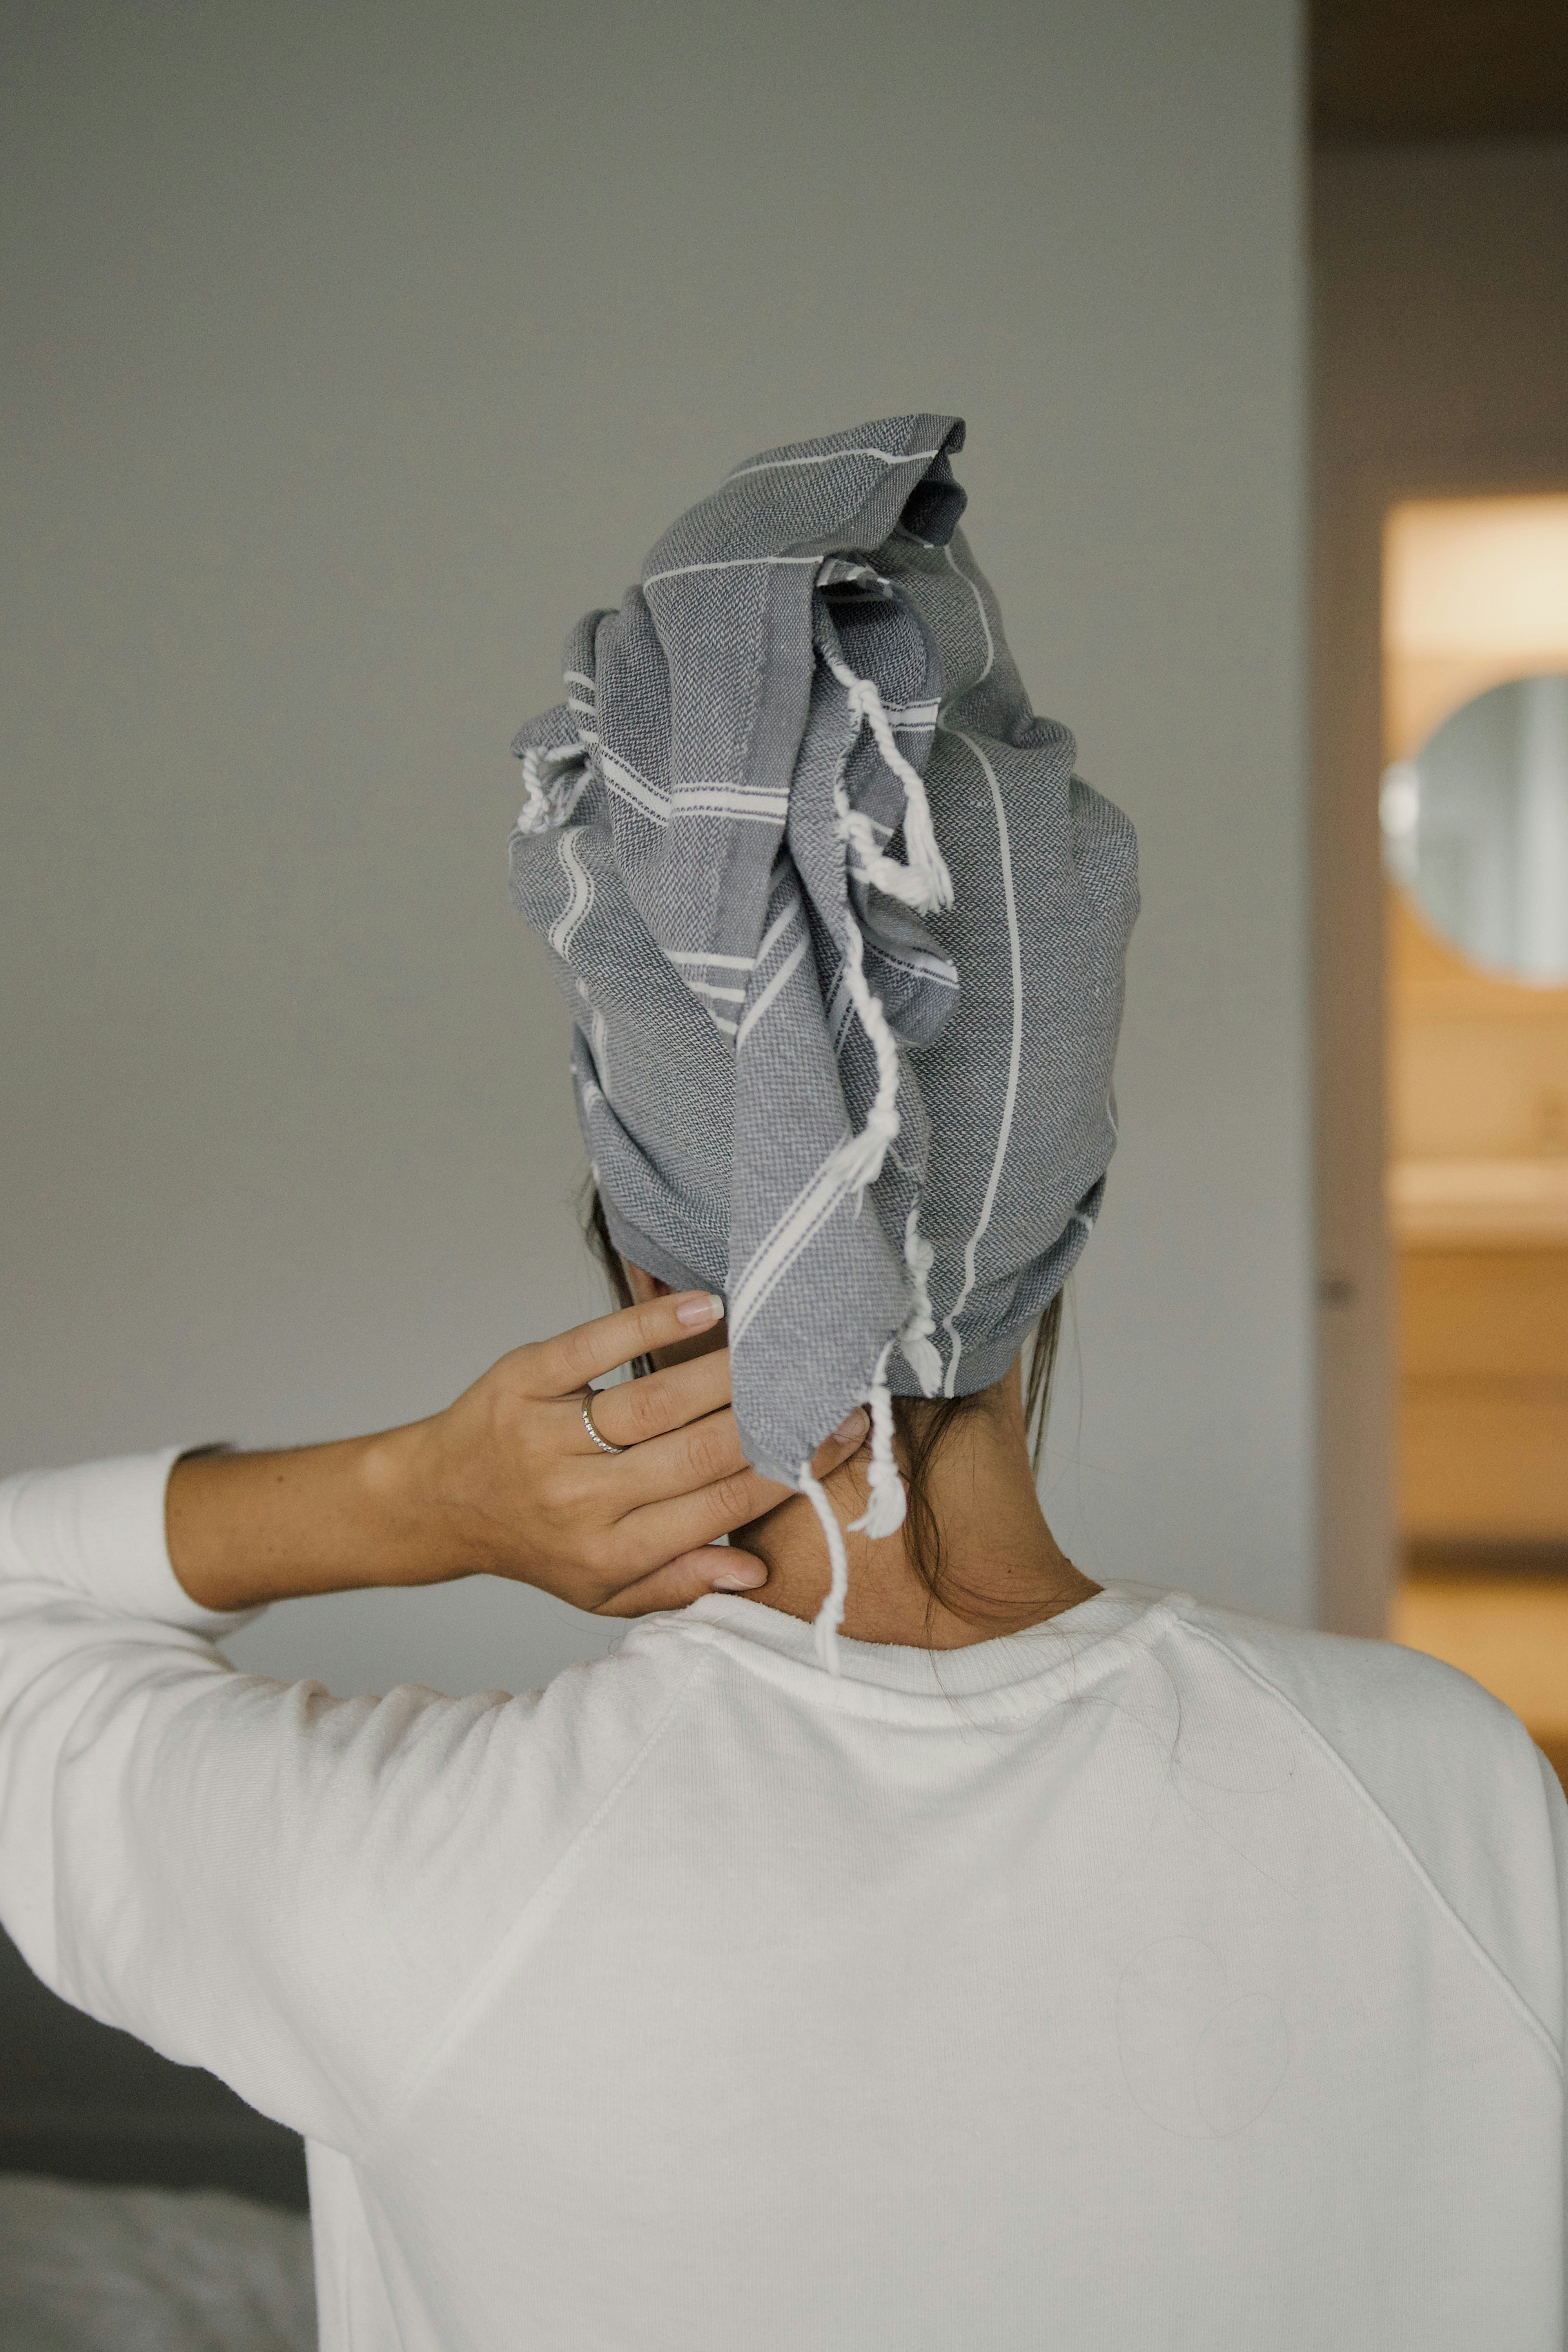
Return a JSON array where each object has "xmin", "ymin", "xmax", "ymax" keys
[
  {"xmin": 1397, "ymin": 1245, "xmax": 1568, "ymax": 1542},
  {"xmin": 1388, "ymin": 897, "xmax": 1568, "ymax": 1552}
]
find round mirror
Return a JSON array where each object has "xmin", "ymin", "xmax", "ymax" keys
[{"xmin": 1381, "ymin": 672, "xmax": 1568, "ymax": 986}]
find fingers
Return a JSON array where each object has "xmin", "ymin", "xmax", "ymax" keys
[
  {"xmin": 529, "ymin": 1290, "xmax": 726, "ymax": 1398},
  {"xmin": 601, "ymin": 1398, "xmax": 869, "ymax": 1515},
  {"xmin": 578, "ymin": 1346, "xmax": 736, "ymax": 1452},
  {"xmin": 612, "ymin": 1406, "xmax": 869, "ymax": 1564},
  {"xmin": 808, "ymin": 1416, "xmax": 869, "ymax": 1481},
  {"xmin": 593, "ymin": 1401, "xmax": 752, "ymax": 1503},
  {"xmin": 615, "ymin": 1462, "xmax": 789, "ymax": 1564},
  {"xmin": 593, "ymin": 1547, "xmax": 769, "ymax": 1620}
]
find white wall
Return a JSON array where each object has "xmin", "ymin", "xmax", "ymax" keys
[{"xmin": 2, "ymin": 0, "xmax": 1314, "ymax": 1699}]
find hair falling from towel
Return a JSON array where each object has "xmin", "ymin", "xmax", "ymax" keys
[{"xmin": 582, "ymin": 1185, "xmax": 1063, "ymax": 1627}]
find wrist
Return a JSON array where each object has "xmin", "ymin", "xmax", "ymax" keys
[{"xmin": 358, "ymin": 1417, "xmax": 477, "ymax": 1587}]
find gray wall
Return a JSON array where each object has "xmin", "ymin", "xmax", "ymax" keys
[{"xmin": 3, "ymin": 0, "xmax": 1314, "ymax": 1723}]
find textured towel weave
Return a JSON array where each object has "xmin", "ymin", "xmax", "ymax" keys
[{"xmin": 509, "ymin": 415, "xmax": 1138, "ymax": 1618}]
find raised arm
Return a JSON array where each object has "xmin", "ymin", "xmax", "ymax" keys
[
  {"xmin": 166, "ymin": 1289, "xmax": 868, "ymax": 1615},
  {"xmin": 0, "ymin": 1294, "xmax": 866, "ymax": 2153}
]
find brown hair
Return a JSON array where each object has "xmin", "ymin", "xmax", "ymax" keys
[{"xmin": 582, "ymin": 1184, "xmax": 1062, "ymax": 1620}]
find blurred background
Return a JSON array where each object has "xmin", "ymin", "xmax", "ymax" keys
[
  {"xmin": 0, "ymin": 0, "xmax": 1563, "ymax": 2229},
  {"xmin": 1311, "ymin": 4, "xmax": 1568, "ymax": 1825}
]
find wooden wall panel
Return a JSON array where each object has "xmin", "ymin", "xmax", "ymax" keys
[
  {"xmin": 1400, "ymin": 1379, "xmax": 1568, "ymax": 1539},
  {"xmin": 1390, "ymin": 1571, "xmax": 1568, "ymax": 1732},
  {"xmin": 1399, "ymin": 1250, "xmax": 1568, "ymax": 1381}
]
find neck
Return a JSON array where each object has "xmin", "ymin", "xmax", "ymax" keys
[{"xmin": 731, "ymin": 1366, "xmax": 1100, "ymax": 1650}]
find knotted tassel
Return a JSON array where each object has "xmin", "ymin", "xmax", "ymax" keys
[
  {"xmin": 899, "ymin": 1201, "xmax": 943, "ymax": 1395},
  {"xmin": 849, "ymin": 1342, "xmax": 907, "ymax": 1541},
  {"xmin": 837, "ymin": 806, "xmax": 946, "ymax": 911},
  {"xmin": 820, "ymin": 646, "xmax": 954, "ymax": 915},
  {"xmin": 516, "ymin": 739, "xmax": 594, "ymax": 837},
  {"xmin": 817, "ymin": 908, "xmax": 902, "ymax": 1199},
  {"xmin": 801, "ymin": 1462, "xmax": 851, "ymax": 1677},
  {"xmin": 799, "ymin": 621, "xmax": 959, "ymax": 1666}
]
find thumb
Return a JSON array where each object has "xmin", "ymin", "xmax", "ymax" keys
[{"xmin": 592, "ymin": 1546, "xmax": 768, "ymax": 1619}]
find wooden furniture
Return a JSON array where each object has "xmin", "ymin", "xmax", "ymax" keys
[
  {"xmin": 1389, "ymin": 1573, "xmax": 1568, "ymax": 1768},
  {"xmin": 1388, "ymin": 893, "xmax": 1568, "ymax": 1553},
  {"xmin": 1395, "ymin": 1241, "xmax": 1568, "ymax": 1543}
]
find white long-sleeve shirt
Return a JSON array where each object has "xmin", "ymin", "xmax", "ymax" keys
[{"xmin": 0, "ymin": 1448, "xmax": 1564, "ymax": 2349}]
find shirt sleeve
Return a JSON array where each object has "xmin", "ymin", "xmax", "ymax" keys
[
  {"xmin": 0, "ymin": 1446, "xmax": 264, "ymax": 1985},
  {"xmin": 0, "ymin": 1449, "xmax": 585, "ymax": 2158}
]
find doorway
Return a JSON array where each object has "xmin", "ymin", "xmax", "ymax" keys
[
  {"xmin": 1312, "ymin": 138, "xmax": 1568, "ymax": 1793},
  {"xmin": 1379, "ymin": 496, "xmax": 1568, "ymax": 1786}
]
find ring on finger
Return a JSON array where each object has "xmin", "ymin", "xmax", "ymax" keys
[{"xmin": 581, "ymin": 1390, "xmax": 629, "ymax": 1455}]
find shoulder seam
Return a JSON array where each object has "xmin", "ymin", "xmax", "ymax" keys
[
  {"xmin": 1180, "ymin": 1617, "xmax": 1563, "ymax": 2078},
  {"xmin": 364, "ymin": 1646, "xmax": 716, "ymax": 2153}
]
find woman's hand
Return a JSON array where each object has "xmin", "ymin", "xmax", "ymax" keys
[
  {"xmin": 391, "ymin": 1289, "xmax": 868, "ymax": 1615},
  {"xmin": 167, "ymin": 1290, "xmax": 868, "ymax": 1619}
]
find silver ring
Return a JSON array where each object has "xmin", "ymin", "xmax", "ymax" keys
[{"xmin": 581, "ymin": 1392, "xmax": 628, "ymax": 1455}]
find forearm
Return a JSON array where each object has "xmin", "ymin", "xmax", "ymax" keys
[
  {"xmin": 165, "ymin": 1423, "xmax": 455, "ymax": 1614},
  {"xmin": 162, "ymin": 1292, "xmax": 850, "ymax": 1623}
]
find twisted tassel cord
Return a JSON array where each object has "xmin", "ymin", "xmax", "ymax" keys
[
  {"xmin": 818, "ymin": 645, "xmax": 953, "ymax": 915},
  {"xmin": 849, "ymin": 1339, "xmax": 906, "ymax": 1542},
  {"xmin": 817, "ymin": 906, "xmax": 903, "ymax": 1199},
  {"xmin": 800, "ymin": 1462, "xmax": 852, "ymax": 1676},
  {"xmin": 804, "ymin": 637, "xmax": 954, "ymax": 1668},
  {"xmin": 516, "ymin": 739, "xmax": 595, "ymax": 836},
  {"xmin": 899, "ymin": 1200, "xmax": 943, "ymax": 1395}
]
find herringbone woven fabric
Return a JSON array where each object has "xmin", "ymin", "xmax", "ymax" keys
[{"xmin": 509, "ymin": 416, "xmax": 1138, "ymax": 1659}]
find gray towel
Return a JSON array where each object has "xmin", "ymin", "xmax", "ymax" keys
[{"xmin": 510, "ymin": 416, "xmax": 1137, "ymax": 1661}]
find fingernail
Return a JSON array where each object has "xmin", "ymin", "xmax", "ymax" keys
[
  {"xmin": 676, "ymin": 1292, "xmax": 726, "ymax": 1328},
  {"xmin": 833, "ymin": 1408, "xmax": 869, "ymax": 1445},
  {"xmin": 711, "ymin": 1565, "xmax": 766, "ymax": 1592}
]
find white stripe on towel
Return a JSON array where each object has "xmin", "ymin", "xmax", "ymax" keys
[
  {"xmin": 944, "ymin": 543, "xmax": 995, "ymax": 682},
  {"xmin": 726, "ymin": 446, "xmax": 942, "ymax": 479},
  {"xmin": 753, "ymin": 899, "xmax": 802, "ymax": 971},
  {"xmin": 644, "ymin": 554, "xmax": 822, "ymax": 587},
  {"xmin": 737, "ymin": 938, "xmax": 808, "ymax": 1047},
  {"xmin": 671, "ymin": 786, "xmax": 791, "ymax": 822},
  {"xmin": 598, "ymin": 751, "xmax": 672, "ymax": 825},
  {"xmin": 936, "ymin": 723, "xmax": 1022, "ymax": 1393},
  {"xmin": 548, "ymin": 829, "xmax": 595, "ymax": 961}
]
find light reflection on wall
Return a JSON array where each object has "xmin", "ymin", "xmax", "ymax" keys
[{"xmin": 1382, "ymin": 496, "xmax": 1568, "ymax": 760}]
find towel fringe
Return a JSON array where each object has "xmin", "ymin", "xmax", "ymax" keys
[
  {"xmin": 516, "ymin": 739, "xmax": 594, "ymax": 836},
  {"xmin": 899, "ymin": 1201, "xmax": 944, "ymax": 1395},
  {"xmin": 820, "ymin": 646, "xmax": 954, "ymax": 915},
  {"xmin": 849, "ymin": 1340, "xmax": 906, "ymax": 1541},
  {"xmin": 818, "ymin": 907, "xmax": 902, "ymax": 1198},
  {"xmin": 800, "ymin": 1463, "xmax": 851, "ymax": 1676},
  {"xmin": 800, "ymin": 621, "xmax": 961, "ymax": 1661}
]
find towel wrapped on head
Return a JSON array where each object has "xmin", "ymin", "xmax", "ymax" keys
[{"xmin": 509, "ymin": 414, "xmax": 1138, "ymax": 1666}]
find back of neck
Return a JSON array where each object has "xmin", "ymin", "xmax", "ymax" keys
[{"xmin": 732, "ymin": 1383, "xmax": 1100, "ymax": 1650}]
